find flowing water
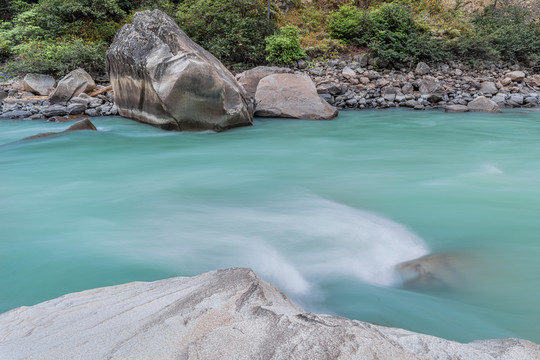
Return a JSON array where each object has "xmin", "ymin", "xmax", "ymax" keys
[{"xmin": 1, "ymin": 109, "xmax": 539, "ymax": 343}]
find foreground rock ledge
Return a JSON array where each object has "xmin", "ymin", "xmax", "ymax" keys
[
  {"xmin": 106, "ymin": 10, "xmax": 252, "ymax": 131},
  {"xmin": 1, "ymin": 268, "xmax": 538, "ymax": 360}
]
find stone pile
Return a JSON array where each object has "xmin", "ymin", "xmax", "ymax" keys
[
  {"xmin": 293, "ymin": 59, "xmax": 540, "ymax": 112},
  {"xmin": 0, "ymin": 69, "xmax": 117, "ymax": 121}
]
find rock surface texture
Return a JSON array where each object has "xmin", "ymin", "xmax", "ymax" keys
[
  {"xmin": 255, "ymin": 73, "xmax": 338, "ymax": 120},
  {"xmin": 23, "ymin": 74, "xmax": 56, "ymax": 96},
  {"xmin": 467, "ymin": 96, "xmax": 502, "ymax": 113},
  {"xmin": 236, "ymin": 66, "xmax": 292, "ymax": 99},
  {"xmin": 21, "ymin": 118, "xmax": 97, "ymax": 141},
  {"xmin": 0, "ymin": 268, "xmax": 538, "ymax": 360},
  {"xmin": 106, "ymin": 10, "xmax": 252, "ymax": 131},
  {"xmin": 49, "ymin": 69, "xmax": 95, "ymax": 103}
]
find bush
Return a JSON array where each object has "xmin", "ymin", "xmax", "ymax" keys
[
  {"xmin": 4, "ymin": 38, "xmax": 107, "ymax": 76},
  {"xmin": 327, "ymin": 4, "xmax": 363, "ymax": 43},
  {"xmin": 176, "ymin": 0, "xmax": 274, "ymax": 65},
  {"xmin": 265, "ymin": 25, "xmax": 306, "ymax": 64}
]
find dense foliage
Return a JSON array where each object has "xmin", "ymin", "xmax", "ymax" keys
[
  {"xmin": 0, "ymin": 0, "xmax": 538, "ymax": 76},
  {"xmin": 176, "ymin": 0, "xmax": 275, "ymax": 66},
  {"xmin": 265, "ymin": 25, "xmax": 306, "ymax": 64}
]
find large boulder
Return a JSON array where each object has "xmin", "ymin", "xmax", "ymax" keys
[
  {"xmin": 254, "ymin": 74, "xmax": 338, "ymax": 120},
  {"xmin": 23, "ymin": 74, "xmax": 56, "ymax": 96},
  {"xmin": 479, "ymin": 81, "xmax": 498, "ymax": 95},
  {"xmin": 467, "ymin": 96, "xmax": 501, "ymax": 113},
  {"xmin": 106, "ymin": 10, "xmax": 252, "ymax": 131},
  {"xmin": 236, "ymin": 66, "xmax": 291, "ymax": 99},
  {"xmin": 49, "ymin": 69, "xmax": 95, "ymax": 103},
  {"xmin": 0, "ymin": 268, "xmax": 538, "ymax": 360}
]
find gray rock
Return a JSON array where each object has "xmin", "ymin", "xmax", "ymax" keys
[
  {"xmin": 525, "ymin": 96, "xmax": 539, "ymax": 105},
  {"xmin": 236, "ymin": 66, "xmax": 291, "ymax": 99},
  {"xmin": 254, "ymin": 74, "xmax": 338, "ymax": 120},
  {"xmin": 354, "ymin": 53, "xmax": 369, "ymax": 67},
  {"xmin": 479, "ymin": 81, "xmax": 498, "ymax": 95},
  {"xmin": 506, "ymin": 71, "xmax": 525, "ymax": 82},
  {"xmin": 67, "ymin": 103, "xmax": 87, "ymax": 115},
  {"xmin": 491, "ymin": 94, "xmax": 507, "ymax": 105},
  {"xmin": 1, "ymin": 268, "xmax": 538, "ymax": 360},
  {"xmin": 404, "ymin": 99, "xmax": 417, "ymax": 107},
  {"xmin": 41, "ymin": 106, "xmax": 68, "ymax": 117},
  {"xmin": 88, "ymin": 97, "xmax": 104, "ymax": 108},
  {"xmin": 85, "ymin": 108, "xmax": 98, "ymax": 117},
  {"xmin": 342, "ymin": 66, "xmax": 356, "ymax": 79},
  {"xmin": 319, "ymin": 93, "xmax": 333, "ymax": 104},
  {"xmin": 467, "ymin": 96, "xmax": 501, "ymax": 113},
  {"xmin": 381, "ymin": 86, "xmax": 398, "ymax": 102},
  {"xmin": 109, "ymin": 105, "xmax": 119, "ymax": 115},
  {"xmin": 444, "ymin": 104, "xmax": 469, "ymax": 113},
  {"xmin": 507, "ymin": 94, "xmax": 524, "ymax": 106},
  {"xmin": 454, "ymin": 68, "xmax": 463, "ymax": 76},
  {"xmin": 415, "ymin": 62, "xmax": 430, "ymax": 75},
  {"xmin": 0, "ymin": 110, "xmax": 32, "ymax": 119},
  {"xmin": 296, "ymin": 59, "xmax": 307, "ymax": 69},
  {"xmin": 49, "ymin": 69, "xmax": 95, "ymax": 103},
  {"xmin": 23, "ymin": 74, "xmax": 56, "ymax": 96},
  {"xmin": 106, "ymin": 10, "xmax": 252, "ymax": 131}
]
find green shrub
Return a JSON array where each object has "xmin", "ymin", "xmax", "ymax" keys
[
  {"xmin": 327, "ymin": 4, "xmax": 363, "ymax": 43},
  {"xmin": 5, "ymin": 38, "xmax": 107, "ymax": 76},
  {"xmin": 265, "ymin": 25, "xmax": 306, "ymax": 64},
  {"xmin": 176, "ymin": 0, "xmax": 274, "ymax": 65}
]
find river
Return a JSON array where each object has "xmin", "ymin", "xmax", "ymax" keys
[{"xmin": 1, "ymin": 108, "xmax": 539, "ymax": 343}]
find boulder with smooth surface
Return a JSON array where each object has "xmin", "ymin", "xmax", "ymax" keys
[
  {"xmin": 254, "ymin": 74, "xmax": 338, "ymax": 120},
  {"xmin": 49, "ymin": 69, "xmax": 95, "ymax": 103},
  {"xmin": 236, "ymin": 66, "xmax": 291, "ymax": 99},
  {"xmin": 506, "ymin": 71, "xmax": 525, "ymax": 82},
  {"xmin": 467, "ymin": 96, "xmax": 501, "ymax": 113},
  {"xmin": 106, "ymin": 10, "xmax": 252, "ymax": 131},
  {"xmin": 23, "ymin": 74, "xmax": 56, "ymax": 96},
  {"xmin": 0, "ymin": 268, "xmax": 538, "ymax": 360}
]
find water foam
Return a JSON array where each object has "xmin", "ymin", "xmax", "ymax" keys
[{"xmin": 109, "ymin": 194, "xmax": 429, "ymax": 295}]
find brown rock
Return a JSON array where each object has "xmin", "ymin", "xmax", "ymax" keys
[
  {"xmin": 236, "ymin": 66, "xmax": 290, "ymax": 99},
  {"xmin": 506, "ymin": 71, "xmax": 525, "ymax": 82},
  {"xmin": 21, "ymin": 119, "xmax": 97, "ymax": 141},
  {"xmin": 467, "ymin": 96, "xmax": 501, "ymax": 113},
  {"xmin": 254, "ymin": 74, "xmax": 338, "ymax": 120},
  {"xmin": 444, "ymin": 104, "xmax": 469, "ymax": 113},
  {"xmin": 49, "ymin": 69, "xmax": 96, "ymax": 103}
]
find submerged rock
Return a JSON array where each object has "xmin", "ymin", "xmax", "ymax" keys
[
  {"xmin": 21, "ymin": 119, "xmax": 96, "ymax": 141},
  {"xmin": 23, "ymin": 74, "xmax": 56, "ymax": 96},
  {"xmin": 396, "ymin": 253, "xmax": 471, "ymax": 290},
  {"xmin": 106, "ymin": 10, "xmax": 252, "ymax": 131},
  {"xmin": 0, "ymin": 268, "xmax": 538, "ymax": 359},
  {"xmin": 254, "ymin": 74, "xmax": 338, "ymax": 120}
]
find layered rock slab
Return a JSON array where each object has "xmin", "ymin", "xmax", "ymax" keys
[
  {"xmin": 1, "ymin": 268, "xmax": 538, "ymax": 360},
  {"xmin": 254, "ymin": 73, "xmax": 338, "ymax": 120},
  {"xmin": 106, "ymin": 10, "xmax": 252, "ymax": 131}
]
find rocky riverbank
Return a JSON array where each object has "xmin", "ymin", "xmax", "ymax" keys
[
  {"xmin": 0, "ymin": 69, "xmax": 117, "ymax": 122},
  {"xmin": 0, "ymin": 268, "xmax": 538, "ymax": 359},
  {"xmin": 293, "ymin": 59, "xmax": 540, "ymax": 112},
  {"xmin": 1, "ymin": 59, "xmax": 540, "ymax": 123}
]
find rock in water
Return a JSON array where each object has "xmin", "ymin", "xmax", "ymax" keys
[
  {"xmin": 254, "ymin": 74, "xmax": 338, "ymax": 120},
  {"xmin": 396, "ymin": 253, "xmax": 472, "ymax": 290},
  {"xmin": 468, "ymin": 96, "xmax": 501, "ymax": 113},
  {"xmin": 49, "ymin": 69, "xmax": 96, "ymax": 103},
  {"xmin": 0, "ymin": 268, "xmax": 538, "ymax": 359},
  {"xmin": 21, "ymin": 119, "xmax": 96, "ymax": 141},
  {"xmin": 106, "ymin": 10, "xmax": 252, "ymax": 131},
  {"xmin": 23, "ymin": 74, "xmax": 56, "ymax": 96}
]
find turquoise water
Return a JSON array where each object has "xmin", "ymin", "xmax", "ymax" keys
[{"xmin": 1, "ymin": 109, "xmax": 540, "ymax": 343}]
